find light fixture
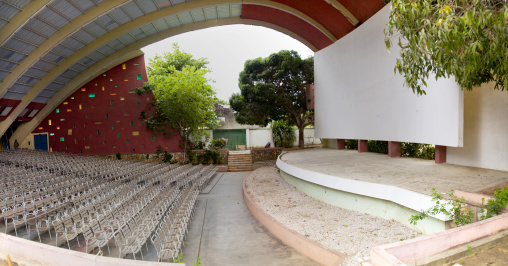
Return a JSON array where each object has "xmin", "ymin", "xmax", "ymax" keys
[
  {"xmin": 27, "ymin": 109, "xmax": 39, "ymax": 118},
  {"xmin": 0, "ymin": 106, "xmax": 13, "ymax": 116}
]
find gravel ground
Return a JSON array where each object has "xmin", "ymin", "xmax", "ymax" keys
[{"xmin": 244, "ymin": 166, "xmax": 421, "ymax": 265}]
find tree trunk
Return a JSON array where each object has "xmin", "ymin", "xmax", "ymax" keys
[{"xmin": 298, "ymin": 126, "xmax": 305, "ymax": 148}]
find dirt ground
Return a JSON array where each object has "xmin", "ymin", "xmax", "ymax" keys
[{"xmin": 448, "ymin": 240, "xmax": 508, "ymax": 266}]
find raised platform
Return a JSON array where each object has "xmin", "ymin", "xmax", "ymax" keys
[{"xmin": 276, "ymin": 148, "xmax": 508, "ymax": 234}]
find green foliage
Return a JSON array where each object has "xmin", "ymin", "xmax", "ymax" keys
[
  {"xmin": 479, "ymin": 186, "xmax": 508, "ymax": 219},
  {"xmin": 211, "ymin": 138, "xmax": 227, "ymax": 149},
  {"xmin": 155, "ymin": 145, "xmax": 163, "ymax": 159},
  {"xmin": 230, "ymin": 50, "xmax": 314, "ymax": 148},
  {"xmin": 115, "ymin": 153, "xmax": 121, "ymax": 160},
  {"xmin": 271, "ymin": 120, "xmax": 296, "ymax": 148},
  {"xmin": 385, "ymin": 1, "xmax": 508, "ymax": 95},
  {"xmin": 466, "ymin": 245, "xmax": 474, "ymax": 255},
  {"xmin": 193, "ymin": 141, "xmax": 206, "ymax": 150},
  {"xmin": 410, "ymin": 188, "xmax": 474, "ymax": 227},
  {"xmin": 368, "ymin": 140, "xmax": 388, "ymax": 154},
  {"xmin": 162, "ymin": 151, "xmax": 173, "ymax": 163},
  {"xmin": 400, "ymin": 143, "xmax": 435, "ymax": 160},
  {"xmin": 138, "ymin": 43, "xmax": 222, "ymax": 147},
  {"xmin": 345, "ymin": 139, "xmax": 358, "ymax": 150}
]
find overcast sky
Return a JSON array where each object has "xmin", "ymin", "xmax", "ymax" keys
[{"xmin": 141, "ymin": 24, "xmax": 314, "ymax": 102}]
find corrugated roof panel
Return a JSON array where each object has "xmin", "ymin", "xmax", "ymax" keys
[
  {"xmin": 0, "ymin": 70, "xmax": 8, "ymax": 81},
  {"xmin": 117, "ymin": 34, "xmax": 136, "ymax": 46},
  {"xmin": 95, "ymin": 14, "xmax": 119, "ymax": 31},
  {"xmin": 97, "ymin": 44, "xmax": 116, "ymax": 56},
  {"xmin": 9, "ymin": 83, "xmax": 31, "ymax": 94},
  {"xmin": 61, "ymin": 37, "xmax": 86, "ymax": 51},
  {"xmin": 191, "ymin": 9, "xmax": 206, "ymax": 22},
  {"xmin": 14, "ymin": 28, "xmax": 47, "ymax": 46},
  {"xmin": 70, "ymin": 62, "xmax": 87, "ymax": 73},
  {"xmin": 140, "ymin": 24, "xmax": 158, "ymax": 36},
  {"xmin": 0, "ymin": 60, "xmax": 16, "ymax": 71},
  {"xmin": 165, "ymin": 15, "xmax": 181, "ymax": 28},
  {"xmin": 3, "ymin": 92, "xmax": 24, "ymax": 100},
  {"xmin": 217, "ymin": 5, "xmax": 230, "ymax": 18},
  {"xmin": 203, "ymin": 6, "xmax": 218, "ymax": 20},
  {"xmin": 32, "ymin": 60, "xmax": 54, "ymax": 72},
  {"xmin": 46, "ymin": 82, "xmax": 63, "ymax": 91},
  {"xmin": 4, "ymin": 39, "xmax": 36, "ymax": 54},
  {"xmin": 152, "ymin": 18, "xmax": 169, "ymax": 32},
  {"xmin": 77, "ymin": 56, "xmax": 95, "ymax": 67},
  {"xmin": 42, "ymin": 52, "xmax": 66, "ymax": 64},
  {"xmin": 0, "ymin": 3, "xmax": 20, "ymax": 22},
  {"xmin": 0, "ymin": 49, "xmax": 26, "ymax": 63},
  {"xmin": 122, "ymin": 2, "xmax": 145, "ymax": 19},
  {"xmin": 154, "ymin": 0, "xmax": 172, "ymax": 9},
  {"xmin": 52, "ymin": 44, "xmax": 74, "ymax": 58},
  {"xmin": 73, "ymin": 0, "xmax": 98, "ymax": 12},
  {"xmin": 129, "ymin": 28, "xmax": 146, "ymax": 40},
  {"xmin": 178, "ymin": 12, "xmax": 193, "ymax": 25},
  {"xmin": 87, "ymin": 51, "xmax": 106, "ymax": 62},
  {"xmin": 109, "ymin": 8, "xmax": 131, "ymax": 25},
  {"xmin": 17, "ymin": 75, "xmax": 39, "ymax": 86},
  {"xmin": 171, "ymin": 0, "xmax": 186, "ymax": 5},
  {"xmin": 25, "ymin": 19, "xmax": 58, "ymax": 37},
  {"xmin": 107, "ymin": 39, "xmax": 125, "ymax": 50},
  {"xmin": 51, "ymin": 1, "xmax": 82, "ymax": 20},
  {"xmin": 38, "ymin": 89, "xmax": 57, "ymax": 98},
  {"xmin": 33, "ymin": 96, "xmax": 49, "ymax": 103},
  {"xmin": 137, "ymin": 0, "xmax": 158, "ymax": 13},
  {"xmin": 62, "ymin": 69, "xmax": 79, "ymax": 79},
  {"xmin": 53, "ymin": 75, "xmax": 71, "ymax": 85},
  {"xmin": 84, "ymin": 21, "xmax": 108, "ymax": 38},
  {"xmin": 25, "ymin": 68, "xmax": 47, "ymax": 79},
  {"xmin": 73, "ymin": 29, "xmax": 96, "ymax": 44},
  {"xmin": 5, "ymin": 0, "xmax": 31, "ymax": 9},
  {"xmin": 37, "ymin": 8, "xmax": 68, "ymax": 30},
  {"xmin": 231, "ymin": 4, "xmax": 242, "ymax": 16}
]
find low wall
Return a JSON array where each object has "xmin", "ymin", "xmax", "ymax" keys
[
  {"xmin": 242, "ymin": 177, "xmax": 344, "ymax": 266},
  {"xmin": 276, "ymin": 155, "xmax": 452, "ymax": 234},
  {"xmin": 370, "ymin": 213, "xmax": 508, "ymax": 265},
  {"xmin": 0, "ymin": 233, "xmax": 179, "ymax": 266},
  {"xmin": 98, "ymin": 148, "xmax": 229, "ymax": 164},
  {"xmin": 251, "ymin": 148, "xmax": 283, "ymax": 162}
]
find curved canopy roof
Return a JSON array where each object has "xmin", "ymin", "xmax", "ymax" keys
[{"xmin": 0, "ymin": 0, "xmax": 385, "ymax": 139}]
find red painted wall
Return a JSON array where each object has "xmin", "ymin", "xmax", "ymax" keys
[{"xmin": 32, "ymin": 55, "xmax": 183, "ymax": 155}]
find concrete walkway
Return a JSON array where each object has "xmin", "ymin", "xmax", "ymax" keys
[{"xmin": 182, "ymin": 172, "xmax": 317, "ymax": 266}]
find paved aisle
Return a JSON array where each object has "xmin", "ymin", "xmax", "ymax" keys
[{"xmin": 183, "ymin": 172, "xmax": 317, "ymax": 266}]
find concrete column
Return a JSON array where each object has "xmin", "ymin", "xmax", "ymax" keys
[
  {"xmin": 388, "ymin": 141, "xmax": 401, "ymax": 157},
  {"xmin": 337, "ymin": 139, "xmax": 345, "ymax": 150},
  {"xmin": 435, "ymin": 145, "xmax": 446, "ymax": 164},
  {"xmin": 358, "ymin": 139, "xmax": 368, "ymax": 152}
]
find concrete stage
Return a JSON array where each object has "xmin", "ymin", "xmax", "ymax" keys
[{"xmin": 276, "ymin": 148, "xmax": 508, "ymax": 234}]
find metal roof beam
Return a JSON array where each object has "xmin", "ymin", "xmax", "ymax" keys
[
  {"xmin": 0, "ymin": 0, "xmax": 132, "ymax": 100},
  {"xmin": 5, "ymin": 16, "xmax": 317, "ymax": 142},
  {"xmin": 0, "ymin": 0, "xmax": 50, "ymax": 47}
]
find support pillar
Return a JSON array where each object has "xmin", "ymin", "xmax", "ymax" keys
[
  {"xmin": 388, "ymin": 141, "xmax": 401, "ymax": 158},
  {"xmin": 435, "ymin": 145, "xmax": 446, "ymax": 164},
  {"xmin": 358, "ymin": 139, "xmax": 368, "ymax": 152},
  {"xmin": 337, "ymin": 139, "xmax": 345, "ymax": 150}
]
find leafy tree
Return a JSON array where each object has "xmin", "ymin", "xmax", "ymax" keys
[
  {"xmin": 385, "ymin": 0, "xmax": 508, "ymax": 95},
  {"xmin": 138, "ymin": 44, "xmax": 222, "ymax": 162},
  {"xmin": 230, "ymin": 50, "xmax": 314, "ymax": 148},
  {"xmin": 271, "ymin": 119, "xmax": 296, "ymax": 148}
]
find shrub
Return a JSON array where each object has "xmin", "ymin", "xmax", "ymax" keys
[
  {"xmin": 368, "ymin": 140, "xmax": 388, "ymax": 154},
  {"xmin": 400, "ymin": 142, "xmax": 435, "ymax": 160},
  {"xmin": 162, "ymin": 151, "xmax": 172, "ymax": 163},
  {"xmin": 480, "ymin": 186, "xmax": 508, "ymax": 219},
  {"xmin": 345, "ymin": 139, "xmax": 358, "ymax": 150},
  {"xmin": 116, "ymin": 153, "xmax": 122, "ymax": 160},
  {"xmin": 211, "ymin": 138, "xmax": 227, "ymax": 149},
  {"xmin": 271, "ymin": 120, "xmax": 296, "ymax": 148}
]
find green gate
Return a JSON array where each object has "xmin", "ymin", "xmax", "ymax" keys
[{"xmin": 213, "ymin": 129, "xmax": 246, "ymax": 150}]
